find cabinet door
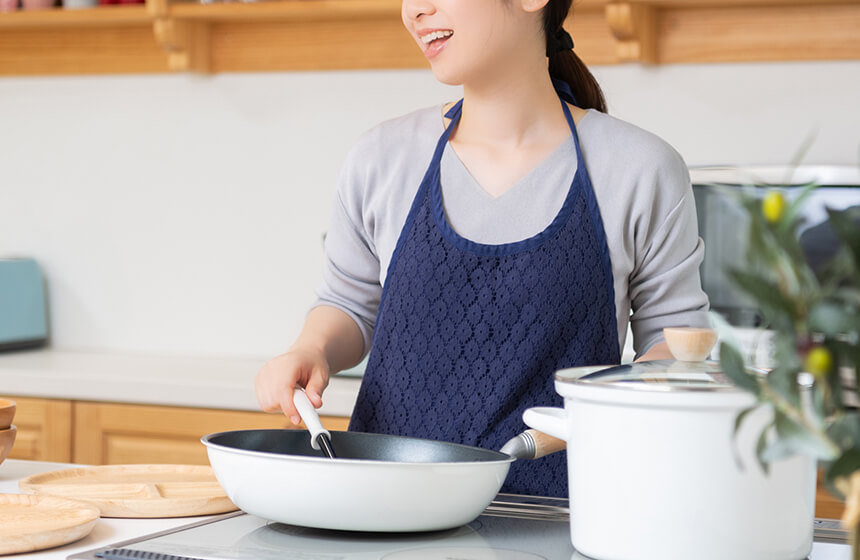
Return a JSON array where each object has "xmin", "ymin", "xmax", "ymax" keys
[
  {"xmin": 817, "ymin": 469, "xmax": 845, "ymax": 520},
  {"xmin": 6, "ymin": 396, "xmax": 72, "ymax": 462},
  {"xmin": 73, "ymin": 401, "xmax": 349, "ymax": 465}
]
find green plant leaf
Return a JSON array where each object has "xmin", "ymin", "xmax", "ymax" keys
[
  {"xmin": 779, "ymin": 182, "xmax": 820, "ymax": 236},
  {"xmin": 732, "ymin": 405, "xmax": 760, "ymax": 471},
  {"xmin": 825, "ymin": 362, "xmax": 846, "ymax": 416},
  {"xmin": 768, "ymin": 409, "xmax": 839, "ymax": 461},
  {"xmin": 760, "ymin": 433, "xmax": 795, "ymax": 464},
  {"xmin": 827, "ymin": 412, "xmax": 860, "ymax": 451},
  {"xmin": 719, "ymin": 342, "xmax": 760, "ymax": 396},
  {"xmin": 835, "ymin": 288, "xmax": 860, "ymax": 308},
  {"xmin": 827, "ymin": 207, "xmax": 860, "ymax": 266},
  {"xmin": 756, "ymin": 426, "xmax": 771, "ymax": 476},
  {"xmin": 734, "ymin": 405, "xmax": 758, "ymax": 436},
  {"xmin": 728, "ymin": 269, "xmax": 797, "ymax": 331},
  {"xmin": 825, "ymin": 447, "xmax": 860, "ymax": 500},
  {"xmin": 766, "ymin": 365, "xmax": 802, "ymax": 409},
  {"xmin": 808, "ymin": 300, "xmax": 860, "ymax": 338}
]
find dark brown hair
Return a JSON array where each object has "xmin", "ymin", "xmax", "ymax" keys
[{"xmin": 544, "ymin": 0, "xmax": 607, "ymax": 112}]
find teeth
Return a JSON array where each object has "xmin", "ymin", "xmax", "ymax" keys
[{"xmin": 421, "ymin": 30, "xmax": 453, "ymax": 45}]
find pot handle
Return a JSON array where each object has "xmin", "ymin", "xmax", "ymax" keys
[
  {"xmin": 293, "ymin": 389, "xmax": 331, "ymax": 452},
  {"xmin": 523, "ymin": 407, "xmax": 569, "ymax": 443}
]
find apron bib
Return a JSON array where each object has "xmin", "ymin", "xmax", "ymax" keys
[{"xmin": 350, "ymin": 82, "xmax": 620, "ymax": 497}]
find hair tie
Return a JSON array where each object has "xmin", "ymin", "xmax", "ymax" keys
[{"xmin": 546, "ymin": 28, "xmax": 574, "ymax": 57}]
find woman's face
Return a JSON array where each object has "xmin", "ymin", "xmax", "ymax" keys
[{"xmin": 401, "ymin": 0, "xmax": 545, "ymax": 86}]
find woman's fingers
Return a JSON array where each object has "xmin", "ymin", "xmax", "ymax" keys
[
  {"xmin": 304, "ymin": 364, "xmax": 330, "ymax": 409},
  {"xmin": 254, "ymin": 360, "xmax": 286, "ymax": 413},
  {"xmin": 255, "ymin": 349, "xmax": 330, "ymax": 425},
  {"xmin": 279, "ymin": 385, "xmax": 301, "ymax": 426}
]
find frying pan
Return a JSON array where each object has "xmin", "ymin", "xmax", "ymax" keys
[{"xmin": 202, "ymin": 392, "xmax": 562, "ymax": 533}]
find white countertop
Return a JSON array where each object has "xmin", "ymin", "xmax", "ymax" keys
[
  {"xmin": 0, "ymin": 349, "xmax": 361, "ymax": 417},
  {"xmin": 0, "ymin": 459, "xmax": 853, "ymax": 559},
  {"xmin": 0, "ymin": 459, "xmax": 215, "ymax": 560}
]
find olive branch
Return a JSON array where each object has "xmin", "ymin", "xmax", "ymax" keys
[{"xmin": 713, "ymin": 176, "xmax": 860, "ymax": 529}]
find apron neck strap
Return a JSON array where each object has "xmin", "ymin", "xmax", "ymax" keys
[
  {"xmin": 551, "ymin": 78, "xmax": 578, "ymax": 106},
  {"xmin": 440, "ymin": 79, "xmax": 581, "ymax": 158},
  {"xmin": 443, "ymin": 78, "xmax": 577, "ymax": 130}
]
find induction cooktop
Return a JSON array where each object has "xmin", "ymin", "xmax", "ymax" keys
[{"xmin": 70, "ymin": 494, "xmax": 848, "ymax": 560}]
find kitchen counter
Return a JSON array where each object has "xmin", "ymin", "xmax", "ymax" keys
[
  {"xmin": 0, "ymin": 459, "xmax": 853, "ymax": 560},
  {"xmin": 0, "ymin": 349, "xmax": 361, "ymax": 417},
  {"xmin": 0, "ymin": 459, "xmax": 216, "ymax": 560}
]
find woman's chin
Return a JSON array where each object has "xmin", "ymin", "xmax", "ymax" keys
[
  {"xmin": 430, "ymin": 59, "xmax": 464, "ymax": 86},
  {"xmin": 428, "ymin": 65, "xmax": 465, "ymax": 87}
]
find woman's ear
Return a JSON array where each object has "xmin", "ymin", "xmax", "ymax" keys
[{"xmin": 520, "ymin": 0, "xmax": 550, "ymax": 14}]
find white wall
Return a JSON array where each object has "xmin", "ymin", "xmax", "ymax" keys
[{"xmin": 1, "ymin": 61, "xmax": 859, "ymax": 359}]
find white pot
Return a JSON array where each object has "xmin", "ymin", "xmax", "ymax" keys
[{"xmin": 523, "ymin": 361, "xmax": 816, "ymax": 560}]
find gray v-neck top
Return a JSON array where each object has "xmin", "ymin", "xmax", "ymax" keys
[{"xmin": 314, "ymin": 105, "xmax": 710, "ymax": 360}]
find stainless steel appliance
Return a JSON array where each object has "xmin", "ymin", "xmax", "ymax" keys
[{"xmin": 690, "ymin": 165, "xmax": 860, "ymax": 327}]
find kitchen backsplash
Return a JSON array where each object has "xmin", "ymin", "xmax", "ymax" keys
[{"xmin": 0, "ymin": 62, "xmax": 858, "ymax": 358}]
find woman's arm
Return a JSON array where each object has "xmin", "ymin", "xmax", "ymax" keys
[{"xmin": 627, "ymin": 149, "xmax": 710, "ymax": 359}]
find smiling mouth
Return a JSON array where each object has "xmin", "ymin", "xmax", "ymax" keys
[{"xmin": 421, "ymin": 30, "xmax": 453, "ymax": 47}]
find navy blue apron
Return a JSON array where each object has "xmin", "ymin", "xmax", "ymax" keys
[{"xmin": 349, "ymin": 81, "xmax": 620, "ymax": 498}]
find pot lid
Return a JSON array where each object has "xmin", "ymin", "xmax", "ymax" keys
[{"xmin": 556, "ymin": 359, "xmax": 745, "ymax": 393}]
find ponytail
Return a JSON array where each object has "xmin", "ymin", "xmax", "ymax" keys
[{"xmin": 544, "ymin": 0, "xmax": 607, "ymax": 113}]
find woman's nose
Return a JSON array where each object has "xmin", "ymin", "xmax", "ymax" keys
[{"xmin": 402, "ymin": 0, "xmax": 436, "ymax": 22}]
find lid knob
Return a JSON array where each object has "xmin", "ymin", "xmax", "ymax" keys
[{"xmin": 663, "ymin": 327, "xmax": 718, "ymax": 362}]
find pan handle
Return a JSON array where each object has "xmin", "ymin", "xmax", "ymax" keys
[
  {"xmin": 500, "ymin": 429, "xmax": 567, "ymax": 460},
  {"xmin": 293, "ymin": 389, "xmax": 332, "ymax": 452}
]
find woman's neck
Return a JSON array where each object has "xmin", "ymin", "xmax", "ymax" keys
[{"xmin": 454, "ymin": 68, "xmax": 570, "ymax": 151}]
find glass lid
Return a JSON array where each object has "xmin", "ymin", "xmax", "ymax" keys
[{"xmin": 556, "ymin": 359, "xmax": 744, "ymax": 393}]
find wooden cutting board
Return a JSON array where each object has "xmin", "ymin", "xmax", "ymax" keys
[
  {"xmin": 0, "ymin": 493, "xmax": 100, "ymax": 555},
  {"xmin": 18, "ymin": 464, "xmax": 238, "ymax": 518}
]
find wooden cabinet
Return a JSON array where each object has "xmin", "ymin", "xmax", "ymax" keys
[
  {"xmin": 5, "ymin": 395, "xmax": 347, "ymax": 466},
  {"xmin": 0, "ymin": 0, "xmax": 857, "ymax": 75},
  {"xmin": 816, "ymin": 470, "xmax": 847, "ymax": 521},
  {"xmin": 7, "ymin": 396, "xmax": 72, "ymax": 462},
  {"xmin": 72, "ymin": 400, "xmax": 348, "ymax": 465},
  {"xmin": 1, "ymin": 394, "xmax": 850, "ymax": 521}
]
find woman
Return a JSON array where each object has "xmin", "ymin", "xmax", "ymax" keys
[{"xmin": 256, "ymin": 0, "xmax": 709, "ymax": 497}]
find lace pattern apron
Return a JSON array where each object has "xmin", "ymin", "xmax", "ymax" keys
[{"xmin": 350, "ymin": 82, "xmax": 620, "ymax": 497}]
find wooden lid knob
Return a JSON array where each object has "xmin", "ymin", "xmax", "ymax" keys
[{"xmin": 663, "ymin": 327, "xmax": 718, "ymax": 362}]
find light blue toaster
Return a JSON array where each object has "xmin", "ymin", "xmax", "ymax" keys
[{"xmin": 0, "ymin": 258, "xmax": 48, "ymax": 350}]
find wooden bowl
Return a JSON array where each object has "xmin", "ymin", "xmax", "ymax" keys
[
  {"xmin": 0, "ymin": 399, "xmax": 15, "ymax": 430},
  {"xmin": 663, "ymin": 327, "xmax": 718, "ymax": 362},
  {"xmin": 0, "ymin": 425, "xmax": 16, "ymax": 466}
]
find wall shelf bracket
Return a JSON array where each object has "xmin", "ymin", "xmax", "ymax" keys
[
  {"xmin": 153, "ymin": 17, "xmax": 209, "ymax": 72},
  {"xmin": 606, "ymin": 2, "xmax": 657, "ymax": 64}
]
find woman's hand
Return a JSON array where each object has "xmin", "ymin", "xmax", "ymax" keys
[
  {"xmin": 255, "ymin": 345, "xmax": 330, "ymax": 425},
  {"xmin": 635, "ymin": 341, "xmax": 674, "ymax": 362},
  {"xmin": 255, "ymin": 305, "xmax": 365, "ymax": 424}
]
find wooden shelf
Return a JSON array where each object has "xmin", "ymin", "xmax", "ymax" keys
[
  {"xmin": 168, "ymin": 0, "xmax": 403, "ymax": 22},
  {"xmin": 0, "ymin": 4, "xmax": 149, "ymax": 28},
  {"xmin": 0, "ymin": 0, "xmax": 857, "ymax": 75}
]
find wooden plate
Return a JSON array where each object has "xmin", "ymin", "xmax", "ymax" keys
[
  {"xmin": 0, "ymin": 493, "xmax": 100, "ymax": 555},
  {"xmin": 19, "ymin": 464, "xmax": 238, "ymax": 518}
]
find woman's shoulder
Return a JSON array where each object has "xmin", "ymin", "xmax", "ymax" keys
[
  {"xmin": 344, "ymin": 104, "xmax": 445, "ymax": 167},
  {"xmin": 579, "ymin": 109, "xmax": 690, "ymax": 200},
  {"xmin": 581, "ymin": 110, "xmax": 686, "ymax": 169},
  {"xmin": 335, "ymin": 104, "xmax": 447, "ymax": 216}
]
